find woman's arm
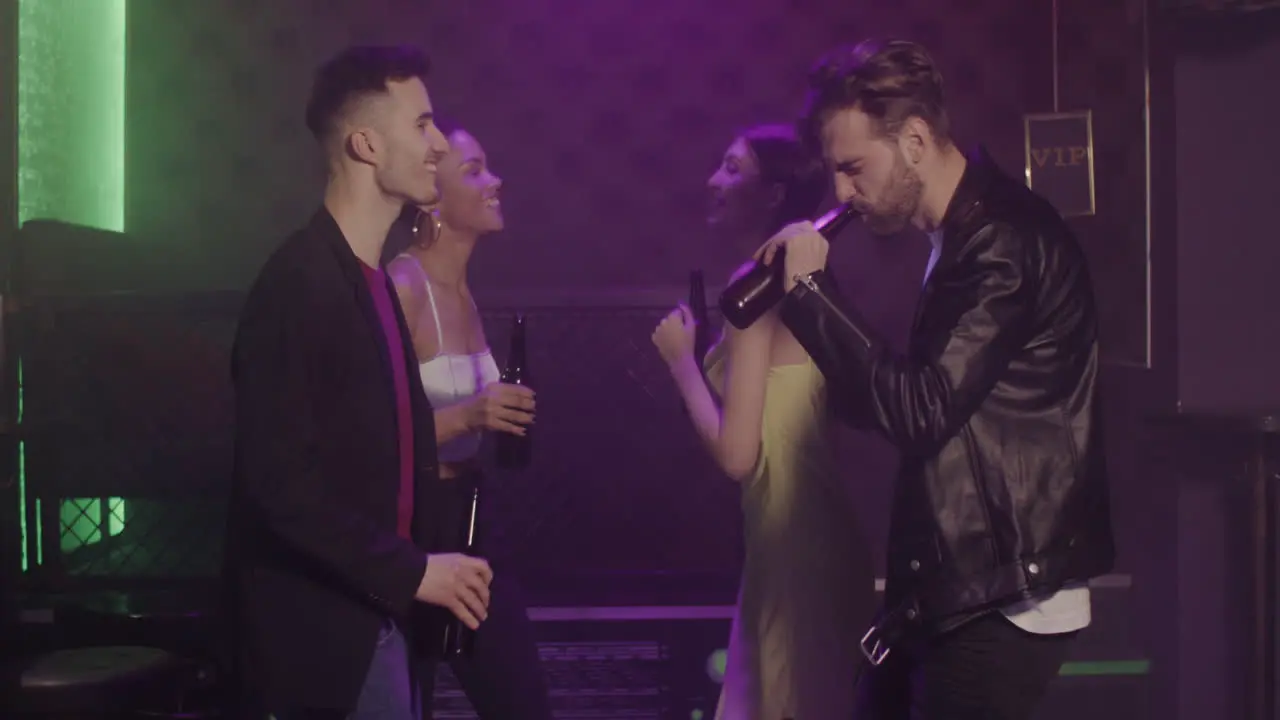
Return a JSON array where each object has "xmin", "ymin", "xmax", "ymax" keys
[
  {"xmin": 682, "ymin": 321, "xmax": 773, "ymax": 481},
  {"xmin": 655, "ymin": 303, "xmax": 774, "ymax": 482},
  {"xmin": 432, "ymin": 400, "xmax": 474, "ymax": 446}
]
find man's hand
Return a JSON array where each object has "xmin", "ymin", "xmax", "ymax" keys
[
  {"xmin": 415, "ymin": 553, "xmax": 493, "ymax": 629},
  {"xmin": 755, "ymin": 221, "xmax": 830, "ymax": 292}
]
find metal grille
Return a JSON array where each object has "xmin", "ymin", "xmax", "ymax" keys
[
  {"xmin": 19, "ymin": 294, "xmax": 238, "ymax": 580},
  {"xmin": 21, "ymin": 298, "xmax": 237, "ymax": 500},
  {"xmin": 58, "ymin": 497, "xmax": 126, "ymax": 552},
  {"xmin": 18, "ymin": 295, "xmax": 744, "ymax": 595},
  {"xmin": 477, "ymin": 306, "xmax": 740, "ymax": 578},
  {"xmin": 53, "ymin": 497, "xmax": 227, "ymax": 578}
]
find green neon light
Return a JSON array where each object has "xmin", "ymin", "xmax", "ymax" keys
[
  {"xmin": 108, "ymin": 496, "xmax": 125, "ymax": 536},
  {"xmin": 17, "ymin": 0, "xmax": 126, "ymax": 231},
  {"xmin": 34, "ymin": 497, "xmax": 41, "ymax": 566},
  {"xmin": 704, "ymin": 648, "xmax": 1149, "ymax": 683},
  {"xmin": 16, "ymin": 0, "xmax": 128, "ymax": 570},
  {"xmin": 707, "ymin": 648, "xmax": 727, "ymax": 680}
]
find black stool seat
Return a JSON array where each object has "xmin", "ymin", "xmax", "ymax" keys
[{"xmin": 12, "ymin": 645, "xmax": 187, "ymax": 713}]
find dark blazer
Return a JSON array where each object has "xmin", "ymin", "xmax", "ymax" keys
[
  {"xmin": 780, "ymin": 147, "xmax": 1115, "ymax": 629},
  {"xmin": 224, "ymin": 208, "xmax": 440, "ymax": 710}
]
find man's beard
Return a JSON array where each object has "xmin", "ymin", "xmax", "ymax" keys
[{"xmin": 864, "ymin": 151, "xmax": 923, "ymax": 236}]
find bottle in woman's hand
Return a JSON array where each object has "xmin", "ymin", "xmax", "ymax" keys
[
  {"xmin": 689, "ymin": 270, "xmax": 712, "ymax": 366},
  {"xmin": 494, "ymin": 314, "xmax": 532, "ymax": 469},
  {"xmin": 469, "ymin": 383, "xmax": 534, "ymax": 435}
]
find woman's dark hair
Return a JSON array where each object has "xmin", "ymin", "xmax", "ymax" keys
[
  {"xmin": 433, "ymin": 114, "xmax": 463, "ymax": 142},
  {"xmin": 740, "ymin": 124, "xmax": 828, "ymax": 235}
]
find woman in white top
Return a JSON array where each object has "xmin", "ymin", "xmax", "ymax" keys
[
  {"xmin": 652, "ymin": 125, "xmax": 877, "ymax": 720},
  {"xmin": 387, "ymin": 120, "xmax": 550, "ymax": 718}
]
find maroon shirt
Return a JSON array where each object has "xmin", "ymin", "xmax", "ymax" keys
[{"xmin": 360, "ymin": 262, "xmax": 415, "ymax": 539}]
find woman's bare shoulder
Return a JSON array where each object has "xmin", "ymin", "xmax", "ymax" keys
[{"xmin": 386, "ymin": 255, "xmax": 423, "ymax": 290}]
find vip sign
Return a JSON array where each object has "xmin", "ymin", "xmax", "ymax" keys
[{"xmin": 1023, "ymin": 111, "xmax": 1096, "ymax": 218}]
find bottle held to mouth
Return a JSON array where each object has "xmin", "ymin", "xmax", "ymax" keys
[{"xmin": 717, "ymin": 203, "xmax": 859, "ymax": 329}]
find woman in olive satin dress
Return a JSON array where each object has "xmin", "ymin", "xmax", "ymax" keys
[{"xmin": 652, "ymin": 125, "xmax": 878, "ymax": 720}]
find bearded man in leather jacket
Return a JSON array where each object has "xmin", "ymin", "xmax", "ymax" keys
[{"xmin": 757, "ymin": 39, "xmax": 1116, "ymax": 719}]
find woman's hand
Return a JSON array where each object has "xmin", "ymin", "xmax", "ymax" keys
[
  {"xmin": 465, "ymin": 382, "xmax": 535, "ymax": 436},
  {"xmin": 652, "ymin": 304, "xmax": 698, "ymax": 369}
]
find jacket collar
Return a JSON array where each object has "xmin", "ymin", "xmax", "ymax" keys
[
  {"xmin": 908, "ymin": 146, "xmax": 1001, "ymax": 335},
  {"xmin": 309, "ymin": 207, "xmax": 370, "ymax": 294},
  {"xmin": 939, "ymin": 144, "xmax": 999, "ymax": 241},
  {"xmin": 307, "ymin": 207, "xmax": 396, "ymax": 401}
]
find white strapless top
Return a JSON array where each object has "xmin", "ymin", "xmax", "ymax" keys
[{"xmin": 397, "ymin": 254, "xmax": 501, "ymax": 462}]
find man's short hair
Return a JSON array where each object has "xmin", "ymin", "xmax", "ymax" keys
[
  {"xmin": 799, "ymin": 39, "xmax": 950, "ymax": 153},
  {"xmin": 304, "ymin": 45, "xmax": 432, "ymax": 145}
]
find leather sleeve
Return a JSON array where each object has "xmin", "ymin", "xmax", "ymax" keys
[
  {"xmin": 232, "ymin": 275, "xmax": 427, "ymax": 617},
  {"xmin": 780, "ymin": 224, "xmax": 1035, "ymax": 454}
]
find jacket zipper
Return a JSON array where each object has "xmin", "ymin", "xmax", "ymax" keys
[{"xmin": 794, "ymin": 273, "xmax": 875, "ymax": 348}]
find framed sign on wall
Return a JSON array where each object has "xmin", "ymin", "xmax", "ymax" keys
[{"xmin": 1024, "ymin": 110, "xmax": 1097, "ymax": 218}]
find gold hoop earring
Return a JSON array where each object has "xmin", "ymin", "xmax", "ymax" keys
[
  {"xmin": 429, "ymin": 210, "xmax": 442, "ymax": 243},
  {"xmin": 412, "ymin": 209, "xmax": 443, "ymax": 245}
]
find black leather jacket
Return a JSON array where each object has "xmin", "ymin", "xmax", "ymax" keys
[{"xmin": 780, "ymin": 147, "xmax": 1115, "ymax": 629}]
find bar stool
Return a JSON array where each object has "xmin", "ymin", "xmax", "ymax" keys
[
  {"xmin": 54, "ymin": 588, "xmax": 224, "ymax": 718},
  {"xmin": 6, "ymin": 644, "xmax": 189, "ymax": 717}
]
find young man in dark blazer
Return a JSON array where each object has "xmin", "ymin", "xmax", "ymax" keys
[
  {"xmin": 225, "ymin": 45, "xmax": 493, "ymax": 720},
  {"xmin": 757, "ymin": 40, "xmax": 1116, "ymax": 719}
]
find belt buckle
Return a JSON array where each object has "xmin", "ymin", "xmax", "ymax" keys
[{"xmin": 860, "ymin": 624, "xmax": 892, "ymax": 666}]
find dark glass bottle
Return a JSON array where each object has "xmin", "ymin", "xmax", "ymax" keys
[
  {"xmin": 441, "ymin": 479, "xmax": 481, "ymax": 657},
  {"xmin": 688, "ymin": 270, "xmax": 712, "ymax": 366},
  {"xmin": 494, "ymin": 313, "xmax": 531, "ymax": 469},
  {"xmin": 717, "ymin": 203, "xmax": 860, "ymax": 329}
]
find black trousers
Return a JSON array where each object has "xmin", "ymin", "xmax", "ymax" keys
[
  {"xmin": 855, "ymin": 612, "xmax": 1076, "ymax": 720},
  {"xmin": 420, "ymin": 472, "xmax": 553, "ymax": 720},
  {"xmin": 266, "ymin": 579, "xmax": 550, "ymax": 720},
  {"xmin": 259, "ymin": 475, "xmax": 553, "ymax": 720}
]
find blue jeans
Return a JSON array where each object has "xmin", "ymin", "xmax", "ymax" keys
[
  {"xmin": 351, "ymin": 620, "xmax": 420, "ymax": 720},
  {"xmin": 272, "ymin": 620, "xmax": 420, "ymax": 720}
]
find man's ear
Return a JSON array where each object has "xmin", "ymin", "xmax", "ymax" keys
[
  {"xmin": 899, "ymin": 116, "xmax": 929, "ymax": 165},
  {"xmin": 347, "ymin": 127, "xmax": 380, "ymax": 165}
]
